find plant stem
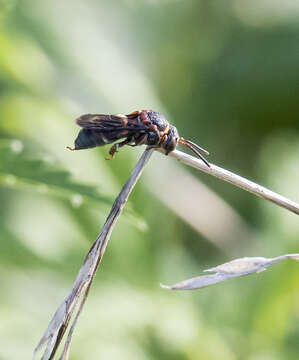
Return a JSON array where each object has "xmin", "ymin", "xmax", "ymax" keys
[
  {"xmin": 160, "ymin": 149, "xmax": 299, "ymax": 215},
  {"xmin": 34, "ymin": 148, "xmax": 154, "ymax": 360}
]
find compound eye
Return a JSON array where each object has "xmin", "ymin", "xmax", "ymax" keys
[{"xmin": 164, "ymin": 136, "xmax": 177, "ymax": 154}]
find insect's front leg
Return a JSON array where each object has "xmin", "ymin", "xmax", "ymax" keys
[
  {"xmin": 105, "ymin": 138, "xmax": 131, "ymax": 160},
  {"xmin": 134, "ymin": 134, "xmax": 148, "ymax": 146},
  {"xmin": 126, "ymin": 137, "xmax": 138, "ymax": 147}
]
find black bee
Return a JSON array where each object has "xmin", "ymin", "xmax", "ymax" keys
[{"xmin": 67, "ymin": 110, "xmax": 210, "ymax": 166}]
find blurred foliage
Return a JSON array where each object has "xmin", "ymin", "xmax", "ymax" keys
[
  {"xmin": 0, "ymin": 0, "xmax": 299, "ymax": 359},
  {"xmin": 0, "ymin": 139, "xmax": 112, "ymax": 206}
]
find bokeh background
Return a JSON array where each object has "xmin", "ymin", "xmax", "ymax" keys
[{"xmin": 1, "ymin": 1, "xmax": 299, "ymax": 359}]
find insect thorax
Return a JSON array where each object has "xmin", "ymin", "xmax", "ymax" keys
[{"xmin": 146, "ymin": 111, "xmax": 168, "ymax": 132}]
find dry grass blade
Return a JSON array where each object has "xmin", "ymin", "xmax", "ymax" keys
[
  {"xmin": 160, "ymin": 149, "xmax": 299, "ymax": 215},
  {"xmin": 33, "ymin": 148, "xmax": 154, "ymax": 360},
  {"xmin": 161, "ymin": 253, "xmax": 299, "ymax": 290},
  {"xmin": 34, "ymin": 145, "xmax": 299, "ymax": 358}
]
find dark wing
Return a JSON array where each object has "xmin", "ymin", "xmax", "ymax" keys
[
  {"xmin": 76, "ymin": 113, "xmax": 148, "ymax": 133},
  {"xmin": 72, "ymin": 113, "xmax": 148, "ymax": 151},
  {"xmin": 76, "ymin": 114, "xmax": 124, "ymax": 130}
]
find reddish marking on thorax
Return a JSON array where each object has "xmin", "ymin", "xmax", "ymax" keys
[
  {"xmin": 140, "ymin": 110, "xmax": 150, "ymax": 124},
  {"xmin": 140, "ymin": 110, "xmax": 158, "ymax": 132}
]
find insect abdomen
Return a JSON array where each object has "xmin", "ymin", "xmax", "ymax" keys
[{"xmin": 74, "ymin": 129, "xmax": 112, "ymax": 150}]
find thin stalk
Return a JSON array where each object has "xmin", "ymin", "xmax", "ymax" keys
[
  {"xmin": 33, "ymin": 148, "xmax": 154, "ymax": 360},
  {"xmin": 35, "ymin": 145, "xmax": 299, "ymax": 359},
  {"xmin": 159, "ymin": 149, "xmax": 299, "ymax": 215}
]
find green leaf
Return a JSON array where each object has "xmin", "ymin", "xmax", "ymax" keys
[
  {"xmin": 0, "ymin": 139, "xmax": 112, "ymax": 207},
  {"xmin": 0, "ymin": 226, "xmax": 46, "ymax": 268},
  {"xmin": 0, "ymin": 139, "xmax": 147, "ymax": 230}
]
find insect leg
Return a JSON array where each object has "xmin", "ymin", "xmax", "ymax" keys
[
  {"xmin": 105, "ymin": 138, "xmax": 131, "ymax": 160},
  {"xmin": 134, "ymin": 134, "xmax": 148, "ymax": 146}
]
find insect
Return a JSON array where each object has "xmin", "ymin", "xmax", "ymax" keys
[{"xmin": 67, "ymin": 110, "xmax": 210, "ymax": 167}]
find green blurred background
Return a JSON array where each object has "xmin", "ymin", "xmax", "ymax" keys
[{"xmin": 1, "ymin": 0, "xmax": 299, "ymax": 359}]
